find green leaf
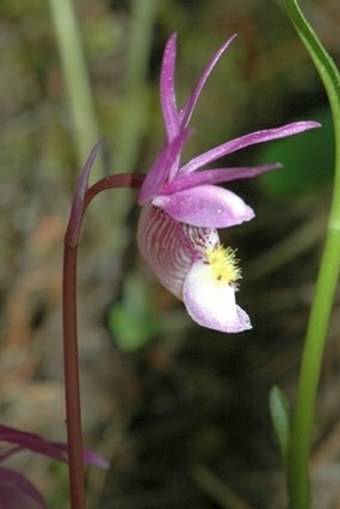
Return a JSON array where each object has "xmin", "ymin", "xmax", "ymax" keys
[{"xmin": 269, "ymin": 385, "xmax": 292, "ymax": 472}]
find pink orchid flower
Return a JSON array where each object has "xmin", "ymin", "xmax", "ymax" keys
[
  {"xmin": 137, "ymin": 33, "xmax": 320, "ymax": 333},
  {"xmin": 0, "ymin": 424, "xmax": 109, "ymax": 509}
]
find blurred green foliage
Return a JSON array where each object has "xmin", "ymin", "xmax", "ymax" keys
[{"xmin": 108, "ymin": 272, "xmax": 160, "ymax": 351}]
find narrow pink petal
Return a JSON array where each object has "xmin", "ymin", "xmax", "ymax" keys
[
  {"xmin": 0, "ymin": 425, "xmax": 108, "ymax": 470},
  {"xmin": 183, "ymin": 260, "xmax": 252, "ymax": 333},
  {"xmin": 0, "ymin": 468, "xmax": 47, "ymax": 509},
  {"xmin": 180, "ymin": 34, "xmax": 237, "ymax": 129},
  {"xmin": 180, "ymin": 121, "xmax": 321, "ymax": 173},
  {"xmin": 160, "ymin": 33, "xmax": 180, "ymax": 141},
  {"xmin": 0, "ymin": 426, "xmax": 67, "ymax": 464},
  {"xmin": 138, "ymin": 129, "xmax": 192, "ymax": 204},
  {"xmin": 152, "ymin": 185, "xmax": 254, "ymax": 227},
  {"xmin": 161, "ymin": 163, "xmax": 281, "ymax": 194},
  {"xmin": 53, "ymin": 443, "xmax": 110, "ymax": 469}
]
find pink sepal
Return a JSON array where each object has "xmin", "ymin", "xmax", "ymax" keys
[
  {"xmin": 180, "ymin": 121, "xmax": 321, "ymax": 174},
  {"xmin": 179, "ymin": 34, "xmax": 237, "ymax": 129},
  {"xmin": 160, "ymin": 33, "xmax": 179, "ymax": 141},
  {"xmin": 138, "ymin": 129, "xmax": 192, "ymax": 205},
  {"xmin": 162, "ymin": 163, "xmax": 281, "ymax": 195}
]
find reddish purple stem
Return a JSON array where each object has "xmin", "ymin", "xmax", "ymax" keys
[{"xmin": 63, "ymin": 167, "xmax": 144, "ymax": 509}]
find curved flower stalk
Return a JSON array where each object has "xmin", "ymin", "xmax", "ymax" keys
[
  {"xmin": 137, "ymin": 33, "xmax": 320, "ymax": 333},
  {"xmin": 0, "ymin": 424, "xmax": 108, "ymax": 509}
]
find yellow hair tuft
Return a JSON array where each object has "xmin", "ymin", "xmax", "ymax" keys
[{"xmin": 205, "ymin": 245, "xmax": 241, "ymax": 284}]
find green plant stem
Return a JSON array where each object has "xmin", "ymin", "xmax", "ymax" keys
[
  {"xmin": 289, "ymin": 230, "xmax": 340, "ymax": 508},
  {"xmin": 48, "ymin": 0, "xmax": 104, "ymax": 173},
  {"xmin": 284, "ymin": 1, "xmax": 340, "ymax": 508}
]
